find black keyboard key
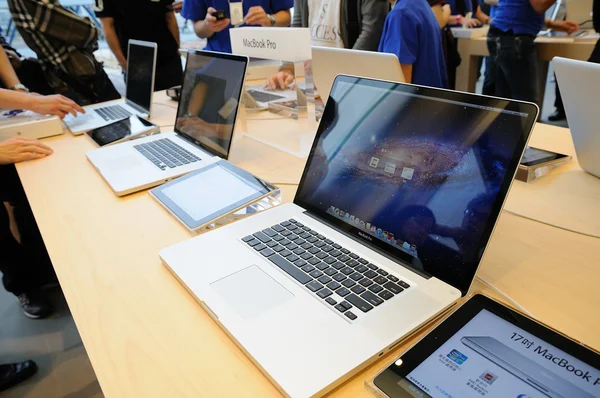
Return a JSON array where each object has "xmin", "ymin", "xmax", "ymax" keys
[
  {"xmin": 379, "ymin": 290, "xmax": 394, "ymax": 300},
  {"xmin": 308, "ymin": 247, "xmax": 320, "ymax": 255},
  {"xmin": 383, "ymin": 282, "xmax": 404, "ymax": 294},
  {"xmin": 346, "ymin": 259, "xmax": 359, "ymax": 268},
  {"xmin": 293, "ymin": 248, "xmax": 305, "ymax": 256},
  {"xmin": 253, "ymin": 231, "xmax": 271, "ymax": 243},
  {"xmin": 324, "ymin": 239, "xmax": 333, "ymax": 245},
  {"xmin": 280, "ymin": 221, "xmax": 291, "ymax": 227},
  {"xmin": 325, "ymin": 297, "xmax": 337, "ymax": 306},
  {"xmin": 359, "ymin": 278, "xmax": 373, "ymax": 287},
  {"xmin": 398, "ymin": 280, "xmax": 411, "ymax": 289},
  {"xmin": 368, "ymin": 284, "xmax": 384, "ymax": 294},
  {"xmin": 346, "ymin": 294, "xmax": 373, "ymax": 313},
  {"xmin": 289, "ymin": 219, "xmax": 298, "ymax": 223},
  {"xmin": 281, "ymin": 230, "xmax": 292, "ymax": 237},
  {"xmin": 377, "ymin": 269, "xmax": 389, "ymax": 276},
  {"xmin": 288, "ymin": 224, "xmax": 299, "ymax": 231},
  {"xmin": 318, "ymin": 276, "xmax": 332, "ymax": 284},
  {"xmin": 361, "ymin": 291, "xmax": 384, "ymax": 307},
  {"xmin": 340, "ymin": 301, "xmax": 352, "ymax": 311},
  {"xmin": 374, "ymin": 276, "xmax": 388, "ymax": 285},
  {"xmin": 301, "ymin": 226, "xmax": 311, "ymax": 232},
  {"xmin": 331, "ymin": 261, "xmax": 345, "ymax": 270},
  {"xmin": 330, "ymin": 251, "xmax": 342, "ymax": 258},
  {"xmin": 242, "ymin": 235, "xmax": 254, "ymax": 242},
  {"xmin": 368, "ymin": 263, "xmax": 378, "ymax": 270},
  {"xmin": 388, "ymin": 275, "xmax": 399, "ymax": 282},
  {"xmin": 351, "ymin": 285, "xmax": 366, "ymax": 294},
  {"xmin": 260, "ymin": 248, "xmax": 275, "ymax": 257},
  {"xmin": 324, "ymin": 257, "xmax": 336, "ymax": 265},
  {"xmin": 337, "ymin": 287, "xmax": 351, "ymax": 297},
  {"xmin": 299, "ymin": 232, "xmax": 311, "ymax": 239},
  {"xmin": 262, "ymin": 228, "xmax": 277, "ymax": 237},
  {"xmin": 301, "ymin": 252, "xmax": 313, "ymax": 260},
  {"xmin": 342, "ymin": 279, "xmax": 356, "ymax": 288},
  {"xmin": 307, "ymin": 236, "xmax": 318, "ymax": 243},
  {"xmin": 340, "ymin": 248, "xmax": 350, "ymax": 254},
  {"xmin": 322, "ymin": 245, "xmax": 333, "ymax": 253},
  {"xmin": 294, "ymin": 259, "xmax": 307, "ymax": 267},
  {"xmin": 317, "ymin": 234, "xmax": 326, "ymax": 240},
  {"xmin": 341, "ymin": 266, "xmax": 353, "ymax": 275},
  {"xmin": 350, "ymin": 272, "xmax": 363, "ymax": 281},
  {"xmin": 301, "ymin": 265, "xmax": 315, "ymax": 273},
  {"xmin": 266, "ymin": 240, "xmax": 278, "ymax": 248},
  {"xmin": 349, "ymin": 253, "xmax": 359, "ymax": 259},
  {"xmin": 316, "ymin": 252, "xmax": 328, "ymax": 259},
  {"xmin": 287, "ymin": 243, "xmax": 298, "ymax": 251},
  {"xmin": 272, "ymin": 224, "xmax": 285, "ymax": 232},
  {"xmin": 338, "ymin": 255, "xmax": 350, "ymax": 262},
  {"xmin": 301, "ymin": 243, "xmax": 312, "ymax": 250},
  {"xmin": 345, "ymin": 311, "xmax": 357, "ymax": 320},
  {"xmin": 309, "ymin": 270, "xmax": 323, "ymax": 278},
  {"xmin": 314, "ymin": 241, "xmax": 326, "ymax": 248},
  {"xmin": 356, "ymin": 265, "xmax": 368, "ymax": 273},
  {"xmin": 332, "ymin": 243, "xmax": 342, "ymax": 249},
  {"xmin": 364, "ymin": 270, "xmax": 378, "ymax": 279},
  {"xmin": 333, "ymin": 273, "xmax": 346, "ymax": 282},
  {"xmin": 247, "ymin": 239, "xmax": 261, "ymax": 247},
  {"xmin": 280, "ymin": 250, "xmax": 292, "ymax": 257},
  {"xmin": 324, "ymin": 267, "xmax": 337, "ymax": 276},
  {"xmin": 317, "ymin": 288, "xmax": 333, "ymax": 298},
  {"xmin": 307, "ymin": 280, "xmax": 323, "ymax": 292},
  {"xmin": 254, "ymin": 243, "xmax": 266, "ymax": 251},
  {"xmin": 316, "ymin": 262, "xmax": 328, "ymax": 270},
  {"xmin": 358, "ymin": 258, "xmax": 369, "ymax": 265},
  {"xmin": 273, "ymin": 235, "xmax": 284, "ymax": 242},
  {"xmin": 287, "ymin": 254, "xmax": 299, "ymax": 263},
  {"xmin": 269, "ymin": 254, "xmax": 311, "ymax": 284},
  {"xmin": 326, "ymin": 281, "xmax": 341, "ymax": 291},
  {"xmin": 335, "ymin": 304, "xmax": 347, "ymax": 313},
  {"xmin": 295, "ymin": 222, "xmax": 304, "ymax": 227},
  {"xmin": 309, "ymin": 257, "xmax": 322, "ymax": 265}
]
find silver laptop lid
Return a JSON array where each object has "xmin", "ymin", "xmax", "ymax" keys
[
  {"xmin": 173, "ymin": 50, "xmax": 248, "ymax": 159},
  {"xmin": 294, "ymin": 76, "xmax": 538, "ymax": 295},
  {"xmin": 125, "ymin": 40, "xmax": 158, "ymax": 114}
]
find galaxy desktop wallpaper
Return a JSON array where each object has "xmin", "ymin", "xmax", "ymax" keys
[{"xmin": 296, "ymin": 79, "xmax": 530, "ymax": 290}]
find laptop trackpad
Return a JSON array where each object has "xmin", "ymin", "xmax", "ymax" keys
[
  {"xmin": 211, "ymin": 265, "xmax": 293, "ymax": 320},
  {"xmin": 108, "ymin": 155, "xmax": 143, "ymax": 172}
]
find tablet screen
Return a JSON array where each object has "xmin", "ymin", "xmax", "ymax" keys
[{"xmin": 374, "ymin": 296, "xmax": 600, "ymax": 398}]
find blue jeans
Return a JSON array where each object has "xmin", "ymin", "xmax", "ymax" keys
[{"xmin": 487, "ymin": 35, "xmax": 539, "ymax": 104}]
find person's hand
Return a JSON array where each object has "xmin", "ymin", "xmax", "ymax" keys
[
  {"xmin": 204, "ymin": 7, "xmax": 231, "ymax": 33},
  {"xmin": 0, "ymin": 136, "xmax": 53, "ymax": 165},
  {"xmin": 172, "ymin": 1, "xmax": 183, "ymax": 12},
  {"xmin": 29, "ymin": 95, "xmax": 85, "ymax": 119},
  {"xmin": 245, "ymin": 6, "xmax": 270, "ymax": 26},
  {"xmin": 553, "ymin": 20, "xmax": 580, "ymax": 34},
  {"xmin": 265, "ymin": 71, "xmax": 295, "ymax": 90},
  {"xmin": 463, "ymin": 17, "xmax": 482, "ymax": 28}
]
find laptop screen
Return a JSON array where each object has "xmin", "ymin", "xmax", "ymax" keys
[
  {"xmin": 174, "ymin": 50, "xmax": 248, "ymax": 159},
  {"xmin": 294, "ymin": 76, "xmax": 537, "ymax": 294},
  {"xmin": 126, "ymin": 41, "xmax": 156, "ymax": 113}
]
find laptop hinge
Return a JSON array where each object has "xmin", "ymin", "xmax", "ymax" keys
[
  {"xmin": 302, "ymin": 211, "xmax": 432, "ymax": 280},
  {"xmin": 125, "ymin": 99, "xmax": 147, "ymax": 114}
]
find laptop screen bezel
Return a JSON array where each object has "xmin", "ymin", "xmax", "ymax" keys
[
  {"xmin": 293, "ymin": 75, "xmax": 539, "ymax": 296},
  {"xmin": 173, "ymin": 50, "xmax": 248, "ymax": 160},
  {"xmin": 125, "ymin": 40, "xmax": 157, "ymax": 114}
]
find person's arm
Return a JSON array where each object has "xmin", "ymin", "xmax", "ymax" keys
[
  {"xmin": 353, "ymin": 0, "xmax": 389, "ymax": 50},
  {"xmin": 430, "ymin": 4, "xmax": 450, "ymax": 28},
  {"xmin": 0, "ymin": 49, "xmax": 21, "ymax": 89},
  {"xmin": 545, "ymin": 19, "xmax": 580, "ymax": 33},
  {"xmin": 98, "ymin": 17, "xmax": 127, "ymax": 69},
  {"xmin": 192, "ymin": 8, "xmax": 231, "ymax": 39},
  {"xmin": 0, "ymin": 89, "xmax": 84, "ymax": 118},
  {"xmin": 529, "ymin": 0, "xmax": 557, "ymax": 14},
  {"xmin": 475, "ymin": 5, "xmax": 492, "ymax": 24},
  {"xmin": 401, "ymin": 64, "xmax": 413, "ymax": 84},
  {"xmin": 166, "ymin": 10, "xmax": 180, "ymax": 46},
  {"xmin": 19, "ymin": 0, "xmax": 98, "ymax": 48},
  {"xmin": 244, "ymin": 7, "xmax": 291, "ymax": 26}
]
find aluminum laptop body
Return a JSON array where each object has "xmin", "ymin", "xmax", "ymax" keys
[
  {"xmin": 65, "ymin": 40, "xmax": 158, "ymax": 135},
  {"xmin": 554, "ymin": 57, "xmax": 600, "ymax": 178},
  {"xmin": 312, "ymin": 46, "xmax": 405, "ymax": 103},
  {"xmin": 160, "ymin": 76, "xmax": 538, "ymax": 397},
  {"xmin": 86, "ymin": 50, "xmax": 249, "ymax": 196}
]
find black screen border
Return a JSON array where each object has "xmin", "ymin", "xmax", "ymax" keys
[
  {"xmin": 125, "ymin": 40, "xmax": 158, "ymax": 113},
  {"xmin": 174, "ymin": 49, "xmax": 248, "ymax": 160},
  {"xmin": 372, "ymin": 294, "xmax": 600, "ymax": 397},
  {"xmin": 293, "ymin": 75, "xmax": 539, "ymax": 295}
]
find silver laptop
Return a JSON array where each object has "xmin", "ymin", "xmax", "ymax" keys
[
  {"xmin": 462, "ymin": 336, "xmax": 595, "ymax": 398},
  {"xmin": 86, "ymin": 50, "xmax": 248, "ymax": 196},
  {"xmin": 312, "ymin": 46, "xmax": 405, "ymax": 103},
  {"xmin": 554, "ymin": 57, "xmax": 600, "ymax": 178},
  {"xmin": 64, "ymin": 40, "xmax": 158, "ymax": 135},
  {"xmin": 159, "ymin": 76, "xmax": 538, "ymax": 397}
]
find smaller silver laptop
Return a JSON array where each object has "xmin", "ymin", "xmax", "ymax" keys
[
  {"xmin": 86, "ymin": 50, "xmax": 249, "ymax": 196},
  {"xmin": 65, "ymin": 40, "xmax": 158, "ymax": 135},
  {"xmin": 554, "ymin": 57, "xmax": 600, "ymax": 178}
]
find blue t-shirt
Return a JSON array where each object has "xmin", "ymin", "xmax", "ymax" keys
[
  {"xmin": 378, "ymin": 0, "xmax": 448, "ymax": 89},
  {"xmin": 478, "ymin": 0, "xmax": 495, "ymax": 18},
  {"xmin": 491, "ymin": 0, "xmax": 545, "ymax": 36},
  {"xmin": 446, "ymin": 0, "xmax": 472, "ymax": 15},
  {"xmin": 182, "ymin": 0, "xmax": 293, "ymax": 53}
]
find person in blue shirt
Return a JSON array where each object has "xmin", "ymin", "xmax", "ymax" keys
[
  {"xmin": 487, "ymin": 0, "xmax": 578, "ymax": 103},
  {"xmin": 378, "ymin": 0, "xmax": 448, "ymax": 88},
  {"xmin": 182, "ymin": 0, "xmax": 293, "ymax": 53}
]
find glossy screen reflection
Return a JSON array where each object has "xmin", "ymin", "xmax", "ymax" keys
[{"xmin": 296, "ymin": 77, "xmax": 533, "ymax": 292}]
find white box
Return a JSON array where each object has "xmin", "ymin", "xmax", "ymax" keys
[{"xmin": 0, "ymin": 109, "xmax": 63, "ymax": 141}]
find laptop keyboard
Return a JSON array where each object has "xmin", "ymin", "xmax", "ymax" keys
[
  {"xmin": 247, "ymin": 89, "xmax": 286, "ymax": 103},
  {"xmin": 94, "ymin": 105, "xmax": 132, "ymax": 121},
  {"xmin": 133, "ymin": 138, "xmax": 201, "ymax": 171},
  {"xmin": 242, "ymin": 218, "xmax": 411, "ymax": 321}
]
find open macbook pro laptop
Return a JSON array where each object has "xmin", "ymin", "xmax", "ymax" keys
[
  {"xmin": 87, "ymin": 50, "xmax": 248, "ymax": 196},
  {"xmin": 312, "ymin": 46, "xmax": 405, "ymax": 102},
  {"xmin": 554, "ymin": 57, "xmax": 600, "ymax": 178},
  {"xmin": 160, "ymin": 76, "xmax": 538, "ymax": 397},
  {"xmin": 64, "ymin": 40, "xmax": 157, "ymax": 135}
]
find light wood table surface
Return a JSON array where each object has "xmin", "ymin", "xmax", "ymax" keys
[
  {"xmin": 456, "ymin": 36, "xmax": 597, "ymax": 105},
  {"xmin": 13, "ymin": 92, "xmax": 600, "ymax": 397}
]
